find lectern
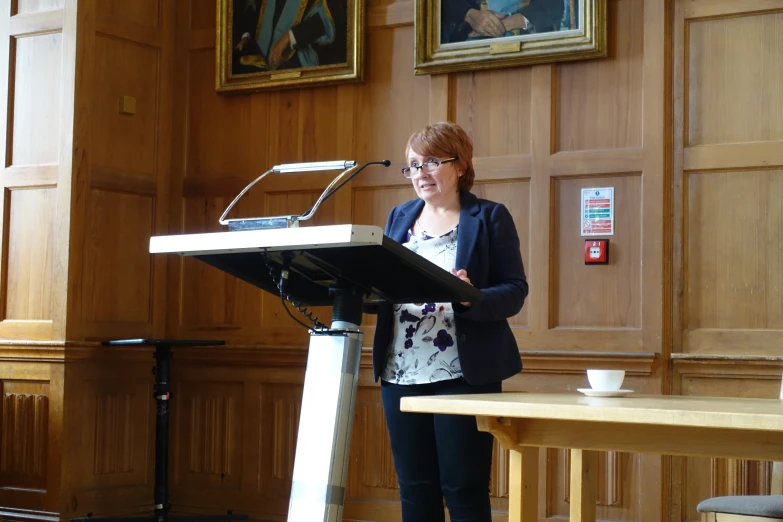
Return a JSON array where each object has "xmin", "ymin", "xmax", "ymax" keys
[{"xmin": 149, "ymin": 224, "xmax": 483, "ymax": 522}]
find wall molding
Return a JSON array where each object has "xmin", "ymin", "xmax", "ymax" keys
[{"xmin": 520, "ymin": 350, "xmax": 660, "ymax": 375}]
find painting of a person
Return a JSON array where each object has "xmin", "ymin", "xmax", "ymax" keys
[
  {"xmin": 369, "ymin": 122, "xmax": 529, "ymax": 520},
  {"xmin": 441, "ymin": 0, "xmax": 566, "ymax": 44},
  {"xmin": 232, "ymin": 0, "xmax": 347, "ymax": 73}
]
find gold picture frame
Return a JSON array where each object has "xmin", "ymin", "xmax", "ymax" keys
[
  {"xmin": 415, "ymin": 0, "xmax": 607, "ymax": 75},
  {"xmin": 216, "ymin": 0, "xmax": 364, "ymax": 93}
]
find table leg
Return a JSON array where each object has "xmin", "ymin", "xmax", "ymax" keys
[
  {"xmin": 508, "ymin": 447, "xmax": 539, "ymax": 522},
  {"xmin": 569, "ymin": 449, "xmax": 599, "ymax": 522}
]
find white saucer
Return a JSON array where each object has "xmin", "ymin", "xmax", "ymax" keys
[{"xmin": 577, "ymin": 388, "xmax": 634, "ymax": 398}]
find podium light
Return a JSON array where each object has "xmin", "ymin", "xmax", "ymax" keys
[
  {"xmin": 219, "ymin": 159, "xmax": 391, "ymax": 232},
  {"xmin": 218, "ymin": 160, "xmax": 361, "ymax": 230},
  {"xmin": 273, "ymin": 160, "xmax": 356, "ymax": 173}
]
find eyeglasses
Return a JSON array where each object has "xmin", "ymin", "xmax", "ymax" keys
[{"xmin": 401, "ymin": 158, "xmax": 457, "ymax": 178}]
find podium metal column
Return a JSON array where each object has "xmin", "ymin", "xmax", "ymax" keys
[{"xmin": 286, "ymin": 291, "xmax": 364, "ymax": 522}]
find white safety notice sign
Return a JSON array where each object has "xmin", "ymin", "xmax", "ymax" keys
[{"xmin": 581, "ymin": 187, "xmax": 614, "ymax": 236}]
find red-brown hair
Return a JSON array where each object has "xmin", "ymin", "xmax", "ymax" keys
[{"xmin": 405, "ymin": 122, "xmax": 475, "ymax": 192}]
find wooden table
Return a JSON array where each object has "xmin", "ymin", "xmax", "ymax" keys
[{"xmin": 400, "ymin": 392, "xmax": 783, "ymax": 522}]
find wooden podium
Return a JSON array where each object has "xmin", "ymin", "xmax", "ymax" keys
[{"xmin": 149, "ymin": 224, "xmax": 483, "ymax": 522}]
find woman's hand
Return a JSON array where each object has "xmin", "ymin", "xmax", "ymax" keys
[{"xmin": 451, "ymin": 268, "xmax": 473, "ymax": 307}]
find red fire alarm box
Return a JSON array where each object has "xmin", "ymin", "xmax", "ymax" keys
[{"xmin": 585, "ymin": 239, "xmax": 609, "ymax": 265}]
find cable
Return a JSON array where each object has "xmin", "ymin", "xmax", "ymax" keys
[
  {"xmin": 263, "ymin": 252, "xmax": 328, "ymax": 333},
  {"xmin": 260, "ymin": 252, "xmax": 367, "ymax": 337},
  {"xmin": 279, "ymin": 293, "xmax": 319, "ymax": 332}
]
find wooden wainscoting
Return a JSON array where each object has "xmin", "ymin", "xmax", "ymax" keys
[
  {"xmin": 150, "ymin": 346, "xmax": 661, "ymax": 522},
  {"xmin": 670, "ymin": 356, "xmax": 783, "ymax": 522}
]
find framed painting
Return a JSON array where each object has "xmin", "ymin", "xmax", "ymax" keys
[
  {"xmin": 216, "ymin": 0, "xmax": 364, "ymax": 93},
  {"xmin": 414, "ymin": 0, "xmax": 607, "ymax": 75}
]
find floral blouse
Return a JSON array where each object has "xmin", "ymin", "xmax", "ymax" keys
[{"xmin": 381, "ymin": 224, "xmax": 463, "ymax": 385}]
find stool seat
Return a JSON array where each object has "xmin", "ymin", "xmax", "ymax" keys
[
  {"xmin": 697, "ymin": 495, "xmax": 783, "ymax": 517},
  {"xmin": 103, "ymin": 338, "xmax": 225, "ymax": 347}
]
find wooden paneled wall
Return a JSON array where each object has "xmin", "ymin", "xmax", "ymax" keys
[
  {"xmin": 0, "ymin": 0, "xmax": 782, "ymax": 521},
  {"xmin": 669, "ymin": 1, "xmax": 783, "ymax": 521},
  {"xmin": 0, "ymin": 0, "xmax": 174, "ymax": 519},
  {"xmin": 165, "ymin": 0, "xmax": 667, "ymax": 520},
  {"xmin": 58, "ymin": 0, "xmax": 176, "ymax": 518},
  {"xmin": 0, "ymin": 0, "xmax": 75, "ymax": 518}
]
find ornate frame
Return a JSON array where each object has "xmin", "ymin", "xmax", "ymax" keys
[
  {"xmin": 414, "ymin": 0, "xmax": 607, "ymax": 75},
  {"xmin": 216, "ymin": 0, "xmax": 364, "ymax": 93}
]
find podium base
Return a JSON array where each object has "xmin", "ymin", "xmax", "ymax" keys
[{"xmin": 286, "ymin": 319, "xmax": 363, "ymax": 522}]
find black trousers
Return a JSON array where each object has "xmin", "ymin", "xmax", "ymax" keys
[{"xmin": 380, "ymin": 377, "xmax": 502, "ymax": 522}]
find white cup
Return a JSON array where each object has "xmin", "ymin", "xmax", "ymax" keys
[{"xmin": 587, "ymin": 369, "xmax": 625, "ymax": 391}]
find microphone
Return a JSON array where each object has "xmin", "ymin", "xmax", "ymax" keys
[{"xmin": 302, "ymin": 159, "xmax": 391, "ymax": 216}]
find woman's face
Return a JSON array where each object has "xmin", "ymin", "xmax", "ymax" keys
[{"xmin": 406, "ymin": 150, "xmax": 461, "ymax": 204}]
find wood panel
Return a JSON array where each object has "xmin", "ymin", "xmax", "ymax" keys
[
  {"xmin": 0, "ymin": 356, "xmax": 59, "ymax": 513},
  {"xmin": 344, "ymin": 386, "xmax": 401, "ymax": 522},
  {"xmin": 74, "ymin": 378, "xmax": 150, "ymax": 490},
  {"xmin": 686, "ymin": 10, "xmax": 783, "ymax": 146},
  {"xmin": 686, "ymin": 170, "xmax": 783, "ymax": 331},
  {"xmin": 1, "ymin": 0, "xmax": 71, "ymax": 345},
  {"xmin": 173, "ymin": 381, "xmax": 244, "ymax": 492},
  {"xmin": 453, "ymin": 67, "xmax": 532, "ymax": 157},
  {"xmin": 10, "ymin": 33, "xmax": 61, "ymax": 167},
  {"xmin": 553, "ymin": 174, "xmax": 642, "ymax": 329},
  {"xmin": 346, "ymin": 387, "xmax": 397, "ymax": 500},
  {"xmin": 91, "ymin": 34, "xmax": 159, "ymax": 176},
  {"xmin": 83, "ymin": 190, "xmax": 155, "ymax": 327},
  {"xmin": 674, "ymin": 3, "xmax": 783, "ymax": 358},
  {"xmin": 670, "ymin": 5, "xmax": 783, "ymax": 518},
  {"xmin": 15, "ymin": 0, "xmax": 64, "ymax": 15},
  {"xmin": 61, "ymin": 349, "xmax": 154, "ymax": 516},
  {"xmin": 165, "ymin": 355, "xmax": 305, "ymax": 519},
  {"xmin": 189, "ymin": 0, "xmax": 214, "ymax": 31},
  {"xmin": 5, "ymin": 188, "xmax": 56, "ymax": 321},
  {"xmin": 1, "ymin": 381, "xmax": 49, "ymax": 491},
  {"xmin": 258, "ymin": 383, "xmax": 302, "ymax": 512},
  {"xmin": 0, "ymin": 0, "xmax": 73, "ymax": 515},
  {"xmin": 74, "ymin": 0, "xmax": 173, "ymax": 342},
  {"xmin": 555, "ymin": 0, "xmax": 644, "ymax": 152},
  {"xmin": 96, "ymin": 0, "xmax": 160, "ymax": 29}
]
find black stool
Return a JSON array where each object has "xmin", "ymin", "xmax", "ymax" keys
[{"xmin": 71, "ymin": 339, "xmax": 248, "ymax": 522}]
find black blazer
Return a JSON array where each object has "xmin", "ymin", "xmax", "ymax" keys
[{"xmin": 371, "ymin": 191, "xmax": 529, "ymax": 386}]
